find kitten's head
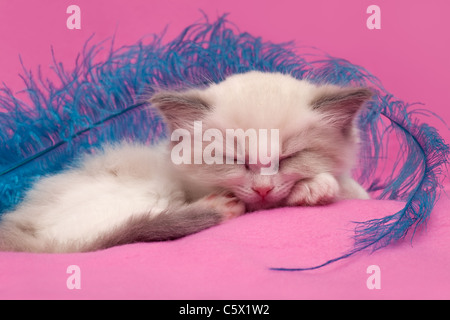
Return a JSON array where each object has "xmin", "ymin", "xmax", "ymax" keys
[{"xmin": 151, "ymin": 71, "xmax": 372, "ymax": 210}]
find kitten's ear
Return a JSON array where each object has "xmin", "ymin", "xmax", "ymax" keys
[
  {"xmin": 150, "ymin": 89, "xmax": 211, "ymax": 130},
  {"xmin": 310, "ymin": 86, "xmax": 373, "ymax": 135}
]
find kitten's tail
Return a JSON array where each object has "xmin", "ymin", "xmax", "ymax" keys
[
  {"xmin": 88, "ymin": 204, "xmax": 225, "ymax": 251},
  {"xmin": 0, "ymin": 200, "xmax": 231, "ymax": 253}
]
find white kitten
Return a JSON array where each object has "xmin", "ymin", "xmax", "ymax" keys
[{"xmin": 0, "ymin": 71, "xmax": 371, "ymax": 253}]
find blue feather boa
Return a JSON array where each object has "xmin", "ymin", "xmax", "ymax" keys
[{"xmin": 0, "ymin": 15, "xmax": 448, "ymax": 270}]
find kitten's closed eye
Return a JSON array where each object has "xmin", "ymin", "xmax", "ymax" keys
[
  {"xmin": 279, "ymin": 152, "xmax": 299, "ymax": 162},
  {"xmin": 222, "ymin": 155, "xmax": 246, "ymax": 165},
  {"xmin": 279, "ymin": 150, "xmax": 309, "ymax": 167}
]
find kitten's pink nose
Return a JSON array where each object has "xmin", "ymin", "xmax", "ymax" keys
[{"xmin": 252, "ymin": 186, "xmax": 274, "ymax": 198}]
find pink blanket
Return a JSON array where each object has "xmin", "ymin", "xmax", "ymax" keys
[
  {"xmin": 1, "ymin": 196, "xmax": 449, "ymax": 299},
  {"xmin": 1, "ymin": 0, "xmax": 449, "ymax": 300}
]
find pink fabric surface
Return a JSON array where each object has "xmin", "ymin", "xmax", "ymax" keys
[
  {"xmin": 1, "ymin": 198, "xmax": 449, "ymax": 299},
  {"xmin": 0, "ymin": 0, "xmax": 449, "ymax": 299}
]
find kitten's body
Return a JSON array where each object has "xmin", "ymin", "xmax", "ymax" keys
[{"xmin": 0, "ymin": 71, "xmax": 371, "ymax": 253}]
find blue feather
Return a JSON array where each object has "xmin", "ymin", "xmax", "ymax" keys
[{"xmin": 0, "ymin": 15, "xmax": 448, "ymax": 270}]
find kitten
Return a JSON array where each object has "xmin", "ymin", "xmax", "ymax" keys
[{"xmin": 0, "ymin": 71, "xmax": 372, "ymax": 253}]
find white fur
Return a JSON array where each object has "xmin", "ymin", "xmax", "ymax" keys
[{"xmin": 0, "ymin": 142, "xmax": 189, "ymax": 251}]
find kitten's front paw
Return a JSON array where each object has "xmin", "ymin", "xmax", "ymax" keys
[
  {"xmin": 285, "ymin": 173, "xmax": 339, "ymax": 206},
  {"xmin": 200, "ymin": 192, "xmax": 246, "ymax": 221}
]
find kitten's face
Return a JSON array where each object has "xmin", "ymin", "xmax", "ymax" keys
[{"xmin": 151, "ymin": 71, "xmax": 372, "ymax": 211}]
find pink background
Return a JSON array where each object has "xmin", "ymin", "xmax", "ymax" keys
[{"xmin": 0, "ymin": 0, "xmax": 449, "ymax": 299}]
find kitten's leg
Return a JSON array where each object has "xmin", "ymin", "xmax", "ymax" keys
[
  {"xmin": 285, "ymin": 172, "xmax": 340, "ymax": 206},
  {"xmin": 337, "ymin": 175, "xmax": 370, "ymax": 200},
  {"xmin": 0, "ymin": 220, "xmax": 41, "ymax": 252},
  {"xmin": 88, "ymin": 192, "xmax": 246, "ymax": 251}
]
